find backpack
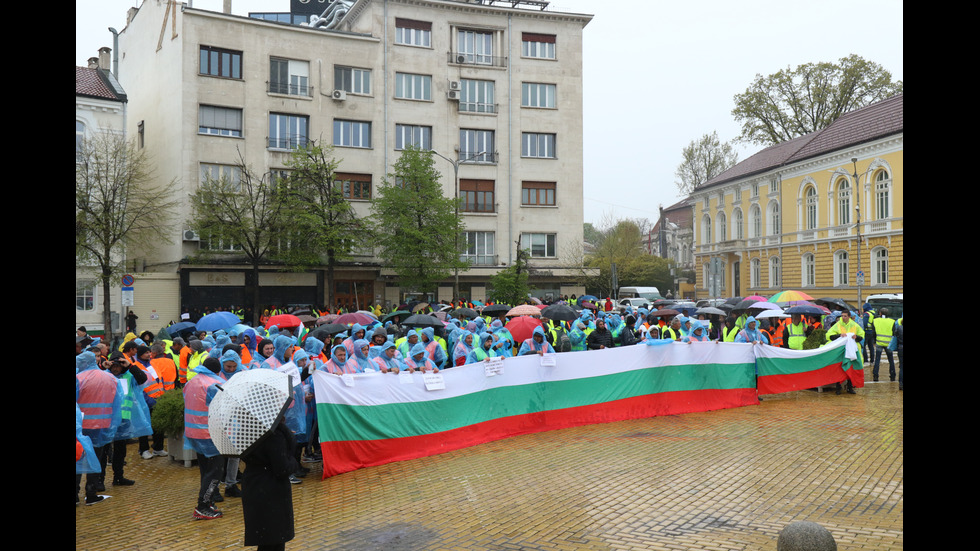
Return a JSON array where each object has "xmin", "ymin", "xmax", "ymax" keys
[{"xmin": 554, "ymin": 327, "xmax": 572, "ymax": 352}]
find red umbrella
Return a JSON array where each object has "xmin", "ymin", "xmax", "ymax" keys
[
  {"xmin": 506, "ymin": 316, "xmax": 542, "ymax": 345},
  {"xmin": 267, "ymin": 314, "xmax": 302, "ymax": 328}
]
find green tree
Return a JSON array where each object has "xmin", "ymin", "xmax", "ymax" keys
[
  {"xmin": 281, "ymin": 141, "xmax": 363, "ymax": 309},
  {"xmin": 189, "ymin": 149, "xmax": 294, "ymax": 325},
  {"xmin": 370, "ymin": 147, "xmax": 467, "ymax": 296},
  {"xmin": 675, "ymin": 131, "xmax": 739, "ymax": 195},
  {"xmin": 76, "ymin": 130, "xmax": 177, "ymax": 337},
  {"xmin": 582, "ymin": 218, "xmax": 674, "ymax": 297},
  {"xmin": 732, "ymin": 54, "xmax": 903, "ymax": 146}
]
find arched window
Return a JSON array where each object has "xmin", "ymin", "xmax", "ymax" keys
[
  {"xmin": 874, "ymin": 169, "xmax": 891, "ymax": 220},
  {"xmin": 872, "ymin": 247, "xmax": 888, "ymax": 285},
  {"xmin": 733, "ymin": 208, "xmax": 744, "ymax": 240},
  {"xmin": 769, "ymin": 257, "xmax": 780, "ymax": 288},
  {"xmin": 750, "ymin": 258, "xmax": 760, "ymax": 288},
  {"xmin": 802, "ymin": 253, "xmax": 815, "ymax": 287},
  {"xmin": 749, "ymin": 204, "xmax": 762, "ymax": 238},
  {"xmin": 836, "ymin": 178, "xmax": 851, "ymax": 226},
  {"xmin": 767, "ymin": 201, "xmax": 780, "ymax": 236},
  {"xmin": 716, "ymin": 212, "xmax": 727, "ymax": 242},
  {"xmin": 834, "ymin": 250, "xmax": 849, "ymax": 287},
  {"xmin": 805, "ymin": 186, "xmax": 818, "ymax": 230},
  {"xmin": 701, "ymin": 214, "xmax": 712, "ymax": 244}
]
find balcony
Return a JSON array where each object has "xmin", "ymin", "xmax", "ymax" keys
[{"xmin": 448, "ymin": 52, "xmax": 508, "ymax": 68}]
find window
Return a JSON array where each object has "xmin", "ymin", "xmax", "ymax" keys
[
  {"xmin": 521, "ymin": 132, "xmax": 556, "ymax": 158},
  {"xmin": 873, "ymin": 247, "xmax": 888, "ymax": 285},
  {"xmin": 836, "ymin": 179, "xmax": 851, "ymax": 226},
  {"xmin": 335, "ymin": 172, "xmax": 371, "ymax": 200},
  {"xmin": 875, "ymin": 170, "xmax": 891, "ymax": 219},
  {"xmin": 76, "ymin": 280, "xmax": 96, "ymax": 311},
  {"xmin": 802, "ymin": 253, "xmax": 815, "ymax": 287},
  {"xmin": 395, "ymin": 72, "xmax": 432, "ymax": 101},
  {"xmin": 457, "ymin": 29, "xmax": 493, "ymax": 65},
  {"xmin": 462, "ymin": 231, "xmax": 495, "ymax": 265},
  {"xmin": 270, "ymin": 57, "xmax": 309, "ymax": 96},
  {"xmin": 750, "ymin": 258, "xmax": 760, "ymax": 288},
  {"xmin": 459, "ymin": 129, "xmax": 494, "ymax": 162},
  {"xmin": 201, "ymin": 231, "xmax": 242, "ymax": 252},
  {"xmin": 200, "ymin": 163, "xmax": 243, "ymax": 191},
  {"xmin": 521, "ymin": 233, "xmax": 557, "ymax": 258},
  {"xmin": 395, "ymin": 18, "xmax": 431, "ymax": 47},
  {"xmin": 749, "ymin": 205, "xmax": 762, "ymax": 238},
  {"xmin": 459, "ymin": 79, "xmax": 495, "ymax": 113},
  {"xmin": 717, "ymin": 212, "xmax": 727, "ymax": 242},
  {"xmin": 733, "ymin": 208, "xmax": 744, "ymax": 240},
  {"xmin": 268, "ymin": 113, "xmax": 308, "ymax": 150},
  {"xmin": 805, "ymin": 186, "xmax": 818, "ymax": 230},
  {"xmin": 394, "ymin": 124, "xmax": 431, "ymax": 150},
  {"xmin": 200, "ymin": 46, "xmax": 242, "ymax": 79},
  {"xmin": 334, "ymin": 119, "xmax": 371, "ymax": 149},
  {"xmin": 769, "ymin": 257, "xmax": 780, "ymax": 288},
  {"xmin": 835, "ymin": 251, "xmax": 849, "ymax": 287},
  {"xmin": 768, "ymin": 201, "xmax": 780, "ymax": 235},
  {"xmin": 522, "ymin": 32, "xmax": 556, "ymax": 59},
  {"xmin": 522, "ymin": 82, "xmax": 556, "ymax": 108},
  {"xmin": 460, "ymin": 179, "xmax": 495, "ymax": 213},
  {"xmin": 701, "ymin": 214, "xmax": 712, "ymax": 244},
  {"xmin": 199, "ymin": 105, "xmax": 243, "ymax": 137},
  {"xmin": 76, "ymin": 120, "xmax": 85, "ymax": 159},
  {"xmin": 334, "ymin": 66, "xmax": 371, "ymax": 95},
  {"xmin": 522, "ymin": 181, "xmax": 556, "ymax": 206}
]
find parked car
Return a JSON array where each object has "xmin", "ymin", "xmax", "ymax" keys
[{"xmin": 618, "ymin": 297, "xmax": 653, "ymax": 309}]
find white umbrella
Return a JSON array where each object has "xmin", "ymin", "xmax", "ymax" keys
[
  {"xmin": 208, "ymin": 369, "xmax": 294, "ymax": 457},
  {"xmin": 755, "ymin": 309, "xmax": 789, "ymax": 319}
]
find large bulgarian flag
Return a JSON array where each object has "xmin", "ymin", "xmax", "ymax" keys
[
  {"xmin": 313, "ymin": 341, "xmax": 758, "ymax": 478},
  {"xmin": 755, "ymin": 337, "xmax": 864, "ymax": 395}
]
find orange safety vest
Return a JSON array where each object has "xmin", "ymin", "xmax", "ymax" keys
[
  {"xmin": 139, "ymin": 362, "xmax": 165, "ymax": 399},
  {"xmin": 149, "ymin": 357, "xmax": 177, "ymax": 391},
  {"xmin": 770, "ymin": 320, "xmax": 785, "ymax": 347}
]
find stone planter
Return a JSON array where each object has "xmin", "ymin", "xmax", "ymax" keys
[{"xmin": 167, "ymin": 433, "xmax": 196, "ymax": 467}]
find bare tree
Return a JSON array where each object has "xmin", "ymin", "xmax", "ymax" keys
[
  {"xmin": 675, "ymin": 131, "xmax": 739, "ymax": 196},
  {"xmin": 76, "ymin": 130, "xmax": 177, "ymax": 337}
]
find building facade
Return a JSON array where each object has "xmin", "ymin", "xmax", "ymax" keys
[
  {"xmin": 76, "ymin": 48, "xmax": 128, "ymax": 336},
  {"xmin": 114, "ymin": 0, "xmax": 592, "ymax": 315},
  {"xmin": 691, "ymin": 94, "xmax": 903, "ymax": 305}
]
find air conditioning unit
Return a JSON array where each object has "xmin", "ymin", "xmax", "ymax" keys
[
  {"xmin": 447, "ymin": 90, "xmax": 460, "ymax": 101},
  {"xmin": 183, "ymin": 229, "xmax": 200, "ymax": 242},
  {"xmin": 456, "ymin": 54, "xmax": 467, "ymax": 64},
  {"xmin": 332, "ymin": 89, "xmax": 347, "ymax": 101},
  {"xmin": 449, "ymin": 80, "xmax": 460, "ymax": 90}
]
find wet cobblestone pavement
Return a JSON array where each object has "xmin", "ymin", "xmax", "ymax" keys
[{"xmin": 76, "ymin": 370, "xmax": 902, "ymax": 550}]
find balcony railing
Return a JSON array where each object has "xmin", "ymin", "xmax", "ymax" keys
[
  {"xmin": 448, "ymin": 52, "xmax": 508, "ymax": 68},
  {"xmin": 268, "ymin": 81, "xmax": 312, "ymax": 97}
]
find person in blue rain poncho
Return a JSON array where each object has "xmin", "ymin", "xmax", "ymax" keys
[
  {"xmin": 104, "ymin": 351, "xmax": 153, "ymax": 487},
  {"xmin": 217, "ymin": 350, "xmax": 247, "ymax": 498},
  {"xmin": 323, "ymin": 344, "xmax": 356, "ymax": 375},
  {"xmin": 183, "ymin": 357, "xmax": 226, "ymax": 520},
  {"xmin": 370, "ymin": 341, "xmax": 406, "ymax": 373},
  {"xmin": 465, "ymin": 332, "xmax": 498, "ymax": 364},
  {"xmin": 568, "ymin": 321, "xmax": 589, "ymax": 351},
  {"xmin": 349, "ymin": 339, "xmax": 374, "ymax": 373},
  {"xmin": 404, "ymin": 343, "xmax": 440, "ymax": 373},
  {"xmin": 681, "ymin": 320, "xmax": 713, "ymax": 343},
  {"xmin": 734, "ymin": 316, "xmax": 769, "ymax": 344},
  {"xmin": 76, "ymin": 351, "xmax": 124, "ymax": 505},
  {"xmin": 261, "ymin": 334, "xmax": 296, "ymax": 370},
  {"xmin": 452, "ymin": 331, "xmax": 476, "ymax": 366},
  {"xmin": 276, "ymin": 349, "xmax": 309, "ymax": 483},
  {"xmin": 419, "ymin": 327, "xmax": 448, "ymax": 368},
  {"xmin": 490, "ymin": 319, "xmax": 515, "ymax": 357},
  {"xmin": 518, "ymin": 326, "xmax": 556, "ymax": 356},
  {"xmin": 342, "ymin": 324, "xmax": 368, "ymax": 360}
]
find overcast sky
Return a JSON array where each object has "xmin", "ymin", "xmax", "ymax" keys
[{"xmin": 77, "ymin": 0, "xmax": 903, "ymax": 227}]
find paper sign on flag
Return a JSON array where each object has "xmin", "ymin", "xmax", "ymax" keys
[
  {"xmin": 540, "ymin": 353, "xmax": 557, "ymax": 367},
  {"xmin": 423, "ymin": 372, "xmax": 445, "ymax": 391},
  {"xmin": 484, "ymin": 356, "xmax": 505, "ymax": 377}
]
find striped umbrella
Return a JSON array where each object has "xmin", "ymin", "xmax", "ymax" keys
[{"xmin": 769, "ymin": 290, "xmax": 815, "ymax": 302}]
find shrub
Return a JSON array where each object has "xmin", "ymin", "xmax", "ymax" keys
[{"xmin": 152, "ymin": 388, "xmax": 184, "ymax": 437}]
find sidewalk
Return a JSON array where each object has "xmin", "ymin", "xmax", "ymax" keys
[{"xmin": 76, "ymin": 368, "xmax": 902, "ymax": 550}]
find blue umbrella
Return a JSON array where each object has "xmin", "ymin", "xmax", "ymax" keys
[
  {"xmin": 196, "ymin": 311, "xmax": 240, "ymax": 332},
  {"xmin": 165, "ymin": 321, "xmax": 196, "ymax": 336}
]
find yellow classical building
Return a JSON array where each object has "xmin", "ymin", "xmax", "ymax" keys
[{"xmin": 692, "ymin": 94, "xmax": 903, "ymax": 305}]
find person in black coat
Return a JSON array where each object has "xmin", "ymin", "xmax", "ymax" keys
[{"xmin": 241, "ymin": 420, "xmax": 299, "ymax": 551}]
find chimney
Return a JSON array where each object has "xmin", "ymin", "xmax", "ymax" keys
[
  {"xmin": 98, "ymin": 47, "xmax": 112, "ymax": 72},
  {"xmin": 224, "ymin": 0, "xmax": 232, "ymax": 14}
]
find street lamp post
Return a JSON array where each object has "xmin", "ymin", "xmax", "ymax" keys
[
  {"xmin": 851, "ymin": 158, "xmax": 864, "ymax": 306},
  {"xmin": 431, "ymin": 149, "xmax": 485, "ymax": 302}
]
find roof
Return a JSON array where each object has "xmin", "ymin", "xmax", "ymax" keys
[
  {"xmin": 652, "ymin": 198, "xmax": 693, "ymax": 233},
  {"xmin": 697, "ymin": 94, "xmax": 903, "ymax": 191},
  {"xmin": 76, "ymin": 66, "xmax": 127, "ymax": 102}
]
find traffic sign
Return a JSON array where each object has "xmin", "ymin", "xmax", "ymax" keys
[{"xmin": 122, "ymin": 274, "xmax": 135, "ymax": 286}]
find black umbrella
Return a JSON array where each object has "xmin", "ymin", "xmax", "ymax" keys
[
  {"xmin": 480, "ymin": 304, "xmax": 511, "ymax": 315},
  {"xmin": 540, "ymin": 303, "xmax": 579, "ymax": 322},
  {"xmin": 450, "ymin": 307, "xmax": 479, "ymax": 319},
  {"xmin": 695, "ymin": 307, "xmax": 726, "ymax": 316},
  {"xmin": 816, "ymin": 298, "xmax": 855, "ymax": 312},
  {"xmin": 784, "ymin": 304, "xmax": 827, "ymax": 316},
  {"xmin": 401, "ymin": 313, "xmax": 444, "ymax": 328},
  {"xmin": 307, "ymin": 324, "xmax": 348, "ymax": 342},
  {"xmin": 382, "ymin": 310, "xmax": 411, "ymax": 324}
]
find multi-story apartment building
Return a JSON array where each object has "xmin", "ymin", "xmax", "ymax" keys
[
  {"xmin": 76, "ymin": 47, "xmax": 128, "ymax": 336},
  {"xmin": 691, "ymin": 94, "xmax": 903, "ymax": 304},
  {"xmin": 113, "ymin": 0, "xmax": 592, "ymax": 315}
]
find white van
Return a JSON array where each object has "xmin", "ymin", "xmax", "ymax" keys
[{"xmin": 618, "ymin": 286, "xmax": 662, "ymax": 301}]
